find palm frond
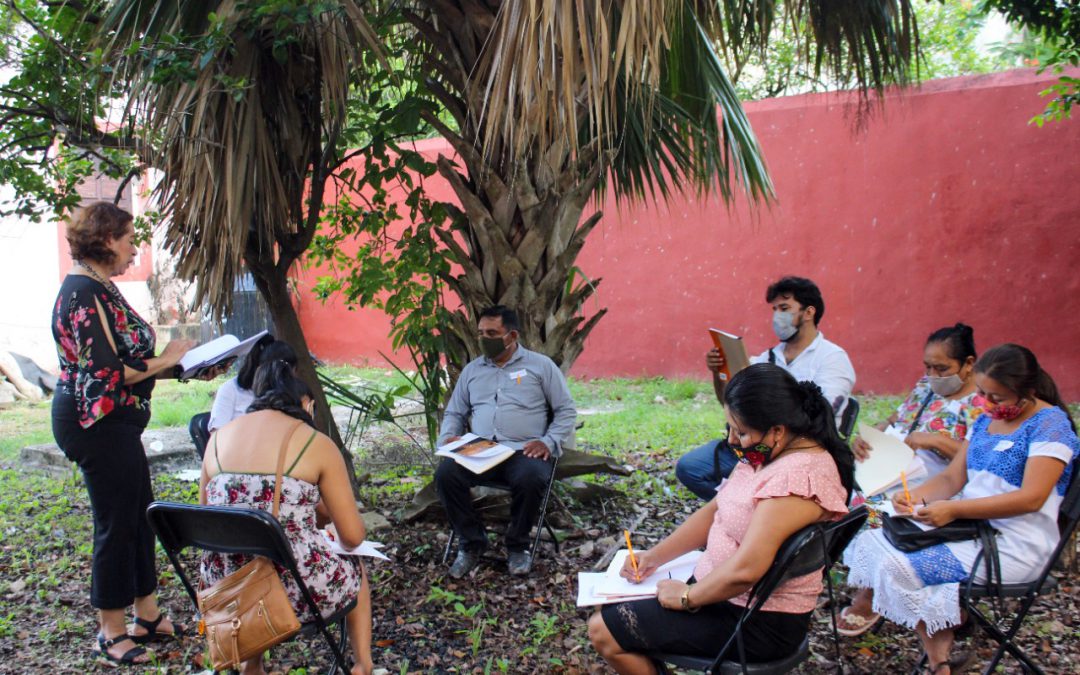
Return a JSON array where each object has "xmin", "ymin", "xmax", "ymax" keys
[
  {"xmin": 96, "ymin": 0, "xmax": 385, "ymax": 316},
  {"xmin": 605, "ymin": 2, "xmax": 773, "ymax": 206},
  {"xmin": 452, "ymin": 0, "xmax": 915, "ymax": 200}
]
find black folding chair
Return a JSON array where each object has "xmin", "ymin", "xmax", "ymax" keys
[
  {"xmin": 650, "ymin": 505, "xmax": 870, "ymax": 675},
  {"xmin": 441, "ymin": 455, "xmax": 561, "ymax": 565},
  {"xmin": 917, "ymin": 458, "xmax": 1080, "ymax": 675},
  {"xmin": 145, "ymin": 501, "xmax": 355, "ymax": 674},
  {"xmin": 838, "ymin": 397, "xmax": 860, "ymax": 441},
  {"xmin": 188, "ymin": 412, "xmax": 211, "ymax": 460}
]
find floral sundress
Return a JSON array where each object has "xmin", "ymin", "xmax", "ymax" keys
[{"xmin": 200, "ymin": 472, "xmax": 363, "ymax": 622}]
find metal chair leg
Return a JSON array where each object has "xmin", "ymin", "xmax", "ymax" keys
[{"xmin": 442, "ymin": 530, "xmax": 458, "ymax": 564}]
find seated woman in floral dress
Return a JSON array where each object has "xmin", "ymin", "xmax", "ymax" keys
[
  {"xmin": 200, "ymin": 361, "xmax": 375, "ymax": 675},
  {"xmin": 840, "ymin": 323, "xmax": 988, "ymax": 636},
  {"xmin": 588, "ymin": 364, "xmax": 853, "ymax": 674},
  {"xmin": 844, "ymin": 344, "xmax": 1079, "ymax": 674}
]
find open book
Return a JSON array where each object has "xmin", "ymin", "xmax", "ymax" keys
[
  {"xmin": 708, "ymin": 329, "xmax": 751, "ymax": 382},
  {"xmin": 435, "ymin": 433, "xmax": 516, "ymax": 474},
  {"xmin": 177, "ymin": 330, "xmax": 269, "ymax": 380},
  {"xmin": 576, "ymin": 550, "xmax": 702, "ymax": 607},
  {"xmin": 319, "ymin": 532, "xmax": 391, "ymax": 560},
  {"xmin": 855, "ymin": 423, "xmax": 928, "ymax": 497}
]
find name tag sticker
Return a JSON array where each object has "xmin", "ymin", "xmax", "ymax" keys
[
  {"xmin": 992, "ymin": 440, "xmax": 1014, "ymax": 453},
  {"xmin": 508, "ymin": 369, "xmax": 528, "ymax": 382}
]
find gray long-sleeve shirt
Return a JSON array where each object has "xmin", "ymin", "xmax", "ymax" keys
[{"xmin": 437, "ymin": 346, "xmax": 577, "ymax": 457}]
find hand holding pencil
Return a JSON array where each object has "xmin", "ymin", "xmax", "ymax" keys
[{"xmin": 619, "ymin": 531, "xmax": 660, "ymax": 582}]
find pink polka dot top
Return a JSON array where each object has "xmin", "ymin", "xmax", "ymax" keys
[{"xmin": 693, "ymin": 450, "xmax": 849, "ymax": 613}]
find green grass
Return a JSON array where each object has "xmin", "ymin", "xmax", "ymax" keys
[
  {"xmin": 569, "ymin": 376, "xmax": 904, "ymax": 459},
  {"xmin": 0, "ymin": 399, "xmax": 53, "ymax": 461},
  {"xmin": 570, "ymin": 376, "xmax": 722, "ymax": 457},
  {"xmin": 2, "ymin": 367, "xmax": 1076, "ymax": 466},
  {"xmin": 147, "ymin": 379, "xmax": 220, "ymax": 428}
]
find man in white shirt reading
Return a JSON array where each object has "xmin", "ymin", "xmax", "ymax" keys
[
  {"xmin": 436, "ymin": 306, "xmax": 577, "ymax": 578},
  {"xmin": 675, "ymin": 276, "xmax": 857, "ymax": 500}
]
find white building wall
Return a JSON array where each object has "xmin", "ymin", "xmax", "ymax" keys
[
  {"xmin": 0, "ymin": 187, "xmax": 155, "ymax": 373},
  {"xmin": 0, "ymin": 186, "xmax": 62, "ymax": 369}
]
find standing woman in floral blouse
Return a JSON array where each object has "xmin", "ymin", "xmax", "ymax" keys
[{"xmin": 51, "ymin": 202, "xmax": 194, "ymax": 665}]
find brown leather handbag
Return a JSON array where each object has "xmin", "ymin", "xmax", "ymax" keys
[{"xmin": 198, "ymin": 421, "xmax": 305, "ymax": 670}]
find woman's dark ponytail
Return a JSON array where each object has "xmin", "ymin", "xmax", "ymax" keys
[
  {"xmin": 725, "ymin": 365, "xmax": 856, "ymax": 501},
  {"xmin": 247, "ymin": 360, "xmax": 315, "ymax": 426},
  {"xmin": 926, "ymin": 323, "xmax": 976, "ymax": 363},
  {"xmin": 798, "ymin": 381, "xmax": 856, "ymax": 502},
  {"xmin": 237, "ymin": 335, "xmax": 298, "ymax": 391}
]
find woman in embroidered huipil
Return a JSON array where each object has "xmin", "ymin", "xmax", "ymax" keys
[
  {"xmin": 839, "ymin": 323, "xmax": 988, "ymax": 636},
  {"xmin": 844, "ymin": 344, "xmax": 1079, "ymax": 675},
  {"xmin": 588, "ymin": 364, "xmax": 853, "ymax": 673},
  {"xmin": 51, "ymin": 202, "xmax": 194, "ymax": 665},
  {"xmin": 852, "ymin": 323, "xmax": 988, "ymax": 478}
]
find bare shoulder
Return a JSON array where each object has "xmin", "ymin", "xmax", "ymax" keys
[{"xmin": 303, "ymin": 429, "xmax": 345, "ymax": 463}]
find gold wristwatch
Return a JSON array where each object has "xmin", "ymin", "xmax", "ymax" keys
[{"xmin": 680, "ymin": 583, "xmax": 699, "ymax": 612}]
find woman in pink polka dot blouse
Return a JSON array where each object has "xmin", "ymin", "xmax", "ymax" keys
[{"xmin": 589, "ymin": 364, "xmax": 853, "ymax": 673}]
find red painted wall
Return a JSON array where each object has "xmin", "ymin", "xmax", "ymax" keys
[{"xmin": 297, "ymin": 69, "xmax": 1080, "ymax": 398}]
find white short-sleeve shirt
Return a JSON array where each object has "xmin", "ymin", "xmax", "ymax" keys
[
  {"xmin": 208, "ymin": 377, "xmax": 256, "ymax": 432},
  {"xmin": 750, "ymin": 332, "xmax": 856, "ymax": 424}
]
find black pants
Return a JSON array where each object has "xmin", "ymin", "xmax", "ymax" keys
[
  {"xmin": 52, "ymin": 404, "xmax": 157, "ymax": 610},
  {"xmin": 435, "ymin": 452, "xmax": 554, "ymax": 553}
]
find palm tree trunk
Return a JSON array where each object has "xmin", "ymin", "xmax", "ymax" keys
[
  {"xmin": 246, "ymin": 250, "xmax": 361, "ymax": 496},
  {"xmin": 433, "ymin": 150, "xmax": 608, "ymax": 374}
]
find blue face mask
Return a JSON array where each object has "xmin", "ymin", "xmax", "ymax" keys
[{"xmin": 772, "ymin": 311, "xmax": 799, "ymax": 341}]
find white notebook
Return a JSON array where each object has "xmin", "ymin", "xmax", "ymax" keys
[{"xmin": 855, "ymin": 423, "xmax": 927, "ymax": 497}]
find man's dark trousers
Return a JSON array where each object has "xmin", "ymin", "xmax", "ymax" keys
[{"xmin": 436, "ymin": 451, "xmax": 554, "ymax": 553}]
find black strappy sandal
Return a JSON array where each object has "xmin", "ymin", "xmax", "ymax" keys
[
  {"xmin": 129, "ymin": 614, "xmax": 186, "ymax": 644},
  {"xmin": 95, "ymin": 633, "xmax": 148, "ymax": 665}
]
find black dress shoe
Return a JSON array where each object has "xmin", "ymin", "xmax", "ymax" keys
[
  {"xmin": 507, "ymin": 550, "xmax": 533, "ymax": 576},
  {"xmin": 449, "ymin": 550, "xmax": 482, "ymax": 579}
]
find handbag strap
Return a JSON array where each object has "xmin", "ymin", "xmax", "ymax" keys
[
  {"xmin": 906, "ymin": 391, "xmax": 936, "ymax": 436},
  {"xmin": 272, "ymin": 420, "xmax": 306, "ymax": 519}
]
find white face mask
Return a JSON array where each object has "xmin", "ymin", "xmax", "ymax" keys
[
  {"xmin": 928, "ymin": 373, "xmax": 964, "ymax": 397},
  {"xmin": 772, "ymin": 311, "xmax": 799, "ymax": 341}
]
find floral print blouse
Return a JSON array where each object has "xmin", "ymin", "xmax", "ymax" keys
[
  {"xmin": 52, "ymin": 274, "xmax": 156, "ymax": 428},
  {"xmin": 886, "ymin": 376, "xmax": 989, "ymax": 476},
  {"xmin": 888, "ymin": 376, "xmax": 989, "ymax": 442}
]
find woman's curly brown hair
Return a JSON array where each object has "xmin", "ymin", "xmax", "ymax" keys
[{"xmin": 66, "ymin": 202, "xmax": 133, "ymax": 265}]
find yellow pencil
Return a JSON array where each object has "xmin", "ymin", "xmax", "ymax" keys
[
  {"xmin": 900, "ymin": 471, "xmax": 913, "ymax": 513},
  {"xmin": 624, "ymin": 529, "xmax": 640, "ymax": 582}
]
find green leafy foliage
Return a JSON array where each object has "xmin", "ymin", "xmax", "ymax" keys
[
  {"xmin": 0, "ymin": 1, "xmax": 141, "ymax": 220},
  {"xmin": 307, "ymin": 12, "xmax": 453, "ymax": 442},
  {"xmin": 980, "ymin": 0, "xmax": 1080, "ymax": 124}
]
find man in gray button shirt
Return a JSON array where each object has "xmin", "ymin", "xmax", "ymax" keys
[{"xmin": 436, "ymin": 306, "xmax": 576, "ymax": 578}]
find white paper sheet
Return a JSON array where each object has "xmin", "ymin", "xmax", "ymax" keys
[
  {"xmin": 319, "ymin": 533, "xmax": 390, "ymax": 560},
  {"xmin": 855, "ymin": 423, "xmax": 927, "ymax": 496},
  {"xmin": 591, "ymin": 550, "xmax": 702, "ymax": 598}
]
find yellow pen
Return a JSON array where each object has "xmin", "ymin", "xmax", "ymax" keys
[
  {"xmin": 900, "ymin": 471, "xmax": 914, "ymax": 514},
  {"xmin": 624, "ymin": 529, "xmax": 640, "ymax": 582}
]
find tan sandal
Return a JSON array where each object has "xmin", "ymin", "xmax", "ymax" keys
[{"xmin": 836, "ymin": 606, "xmax": 881, "ymax": 637}]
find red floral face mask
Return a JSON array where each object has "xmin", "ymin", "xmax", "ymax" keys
[
  {"xmin": 731, "ymin": 442, "xmax": 774, "ymax": 468},
  {"xmin": 986, "ymin": 399, "xmax": 1027, "ymax": 421}
]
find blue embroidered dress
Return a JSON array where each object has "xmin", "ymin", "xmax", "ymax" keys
[{"xmin": 845, "ymin": 407, "xmax": 1079, "ymax": 634}]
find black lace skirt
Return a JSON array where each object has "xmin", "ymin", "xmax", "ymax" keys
[{"xmin": 600, "ymin": 597, "xmax": 810, "ymax": 663}]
